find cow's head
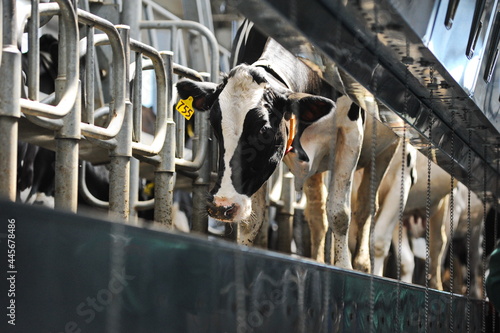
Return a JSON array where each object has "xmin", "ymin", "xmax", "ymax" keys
[{"xmin": 176, "ymin": 64, "xmax": 336, "ymax": 222}]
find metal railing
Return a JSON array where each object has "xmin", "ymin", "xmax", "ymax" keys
[
  {"xmin": 0, "ymin": 0, "xmax": 215, "ymax": 228},
  {"xmin": 141, "ymin": 0, "xmax": 231, "ymax": 73}
]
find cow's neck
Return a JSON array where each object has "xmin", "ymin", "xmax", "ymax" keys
[{"xmin": 254, "ymin": 38, "xmax": 322, "ymax": 93}]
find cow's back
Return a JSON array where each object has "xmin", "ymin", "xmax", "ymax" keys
[
  {"xmin": 231, "ymin": 20, "xmax": 329, "ymax": 96},
  {"xmin": 230, "ymin": 20, "xmax": 268, "ymax": 68}
]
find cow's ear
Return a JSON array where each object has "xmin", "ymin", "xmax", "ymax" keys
[
  {"xmin": 286, "ymin": 93, "xmax": 335, "ymax": 123},
  {"xmin": 176, "ymin": 79, "xmax": 219, "ymax": 111}
]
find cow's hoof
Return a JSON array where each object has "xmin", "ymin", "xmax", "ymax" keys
[{"xmin": 353, "ymin": 261, "xmax": 371, "ymax": 274}]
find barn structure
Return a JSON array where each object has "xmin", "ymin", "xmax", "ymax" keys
[{"xmin": 0, "ymin": 0, "xmax": 499, "ymax": 332}]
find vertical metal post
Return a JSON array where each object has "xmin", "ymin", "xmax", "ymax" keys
[
  {"xmin": 154, "ymin": 51, "xmax": 175, "ymax": 226},
  {"xmin": 28, "ymin": 0, "xmax": 39, "ymax": 101},
  {"xmin": 109, "ymin": 26, "xmax": 132, "ymax": 221},
  {"xmin": 191, "ymin": 111, "xmax": 210, "ymax": 233},
  {"xmin": 129, "ymin": 157, "xmax": 140, "ymax": 223},
  {"xmin": 276, "ymin": 171, "xmax": 294, "ymax": 253},
  {"xmin": 120, "ymin": 0, "xmax": 141, "ymax": 41},
  {"xmin": 84, "ymin": 25, "xmax": 94, "ymax": 124},
  {"xmin": 0, "ymin": 0, "xmax": 21, "ymax": 201},
  {"xmin": 129, "ymin": 52, "xmax": 142, "ymax": 223},
  {"xmin": 181, "ymin": 0, "xmax": 212, "ymax": 70},
  {"xmin": 54, "ymin": 82, "xmax": 81, "ymax": 212},
  {"xmin": 132, "ymin": 52, "xmax": 142, "ymax": 143},
  {"xmin": 54, "ymin": 1, "xmax": 79, "ymax": 212}
]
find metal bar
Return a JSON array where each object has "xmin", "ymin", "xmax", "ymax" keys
[
  {"xmin": 190, "ymin": 105, "xmax": 211, "ymax": 233},
  {"xmin": 0, "ymin": 0, "xmax": 21, "ymax": 201},
  {"xmin": 174, "ymin": 93, "xmax": 186, "ymax": 159},
  {"xmin": 20, "ymin": 0, "xmax": 79, "ymax": 119},
  {"xmin": 76, "ymin": 13, "xmax": 126, "ymax": 140},
  {"xmin": 143, "ymin": 59, "xmax": 205, "ymax": 82},
  {"xmin": 84, "ymin": 25, "xmax": 95, "ymax": 124},
  {"xmin": 154, "ymin": 52, "xmax": 176, "ymax": 226},
  {"xmin": 0, "ymin": 116, "xmax": 18, "ymax": 201},
  {"xmin": 171, "ymin": 25, "xmax": 178, "ymax": 62},
  {"xmin": 78, "ymin": 162, "xmax": 109, "ymax": 209},
  {"xmin": 173, "ymin": 63, "xmax": 206, "ymax": 81},
  {"xmin": 28, "ymin": 0, "xmax": 39, "ymax": 101},
  {"xmin": 143, "ymin": 4, "xmax": 159, "ymax": 49},
  {"xmin": 120, "ymin": 0, "xmax": 141, "ymax": 41},
  {"xmin": 132, "ymin": 52, "xmax": 142, "ymax": 143},
  {"xmin": 445, "ymin": 0, "xmax": 461, "ymax": 29},
  {"xmin": 52, "ymin": 0, "xmax": 77, "ymax": 212},
  {"xmin": 141, "ymin": 0, "xmax": 181, "ymax": 21},
  {"xmin": 129, "ymin": 40, "xmax": 168, "ymax": 156},
  {"xmin": 139, "ymin": 20, "xmax": 218, "ymax": 172},
  {"xmin": 129, "ymin": 157, "xmax": 140, "ymax": 223},
  {"xmin": 276, "ymin": 171, "xmax": 294, "ymax": 253},
  {"xmin": 484, "ymin": 13, "xmax": 500, "ymax": 83},
  {"xmin": 108, "ymin": 26, "xmax": 132, "ymax": 221},
  {"xmin": 139, "ymin": 20, "xmax": 220, "ymax": 82},
  {"xmin": 171, "ymin": 25, "xmax": 186, "ymax": 161},
  {"xmin": 135, "ymin": 197, "xmax": 155, "ymax": 211},
  {"xmin": 24, "ymin": 94, "xmax": 64, "ymax": 130},
  {"xmin": 20, "ymin": 4, "xmax": 115, "ymax": 134},
  {"xmin": 466, "ymin": 0, "xmax": 487, "ymax": 59},
  {"xmin": 54, "ymin": 81, "xmax": 81, "ymax": 212}
]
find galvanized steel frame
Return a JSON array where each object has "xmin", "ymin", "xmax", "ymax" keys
[{"xmin": 0, "ymin": 1, "xmax": 218, "ymax": 225}]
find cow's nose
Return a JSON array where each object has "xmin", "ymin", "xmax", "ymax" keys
[{"xmin": 207, "ymin": 201, "xmax": 239, "ymax": 221}]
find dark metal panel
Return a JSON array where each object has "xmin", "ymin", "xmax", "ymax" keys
[
  {"xmin": 0, "ymin": 200, "xmax": 491, "ymax": 332},
  {"xmin": 232, "ymin": 0, "xmax": 499, "ymax": 198}
]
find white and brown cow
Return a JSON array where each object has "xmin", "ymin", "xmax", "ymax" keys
[{"xmin": 176, "ymin": 20, "xmax": 402, "ymax": 270}]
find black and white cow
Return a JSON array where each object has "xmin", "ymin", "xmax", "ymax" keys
[{"xmin": 177, "ymin": 20, "xmax": 401, "ymax": 270}]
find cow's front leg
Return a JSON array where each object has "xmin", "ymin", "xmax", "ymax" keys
[
  {"xmin": 352, "ymin": 139, "xmax": 399, "ymax": 273},
  {"xmin": 327, "ymin": 126, "xmax": 363, "ymax": 269},
  {"xmin": 303, "ymin": 172, "xmax": 328, "ymax": 262}
]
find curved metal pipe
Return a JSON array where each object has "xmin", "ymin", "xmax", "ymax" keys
[
  {"xmin": 78, "ymin": 13, "xmax": 126, "ymax": 140},
  {"xmin": 174, "ymin": 110, "xmax": 209, "ymax": 171},
  {"xmin": 129, "ymin": 40, "xmax": 168, "ymax": 156},
  {"xmin": 20, "ymin": 4, "xmax": 126, "ymax": 141},
  {"xmin": 78, "ymin": 161, "xmax": 109, "ymax": 209},
  {"xmin": 24, "ymin": 94, "xmax": 63, "ymax": 130},
  {"xmin": 20, "ymin": 0, "xmax": 80, "ymax": 119},
  {"xmin": 139, "ymin": 20, "xmax": 218, "ymax": 172}
]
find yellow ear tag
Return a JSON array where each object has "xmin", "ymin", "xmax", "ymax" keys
[{"xmin": 176, "ymin": 96, "xmax": 195, "ymax": 120}]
